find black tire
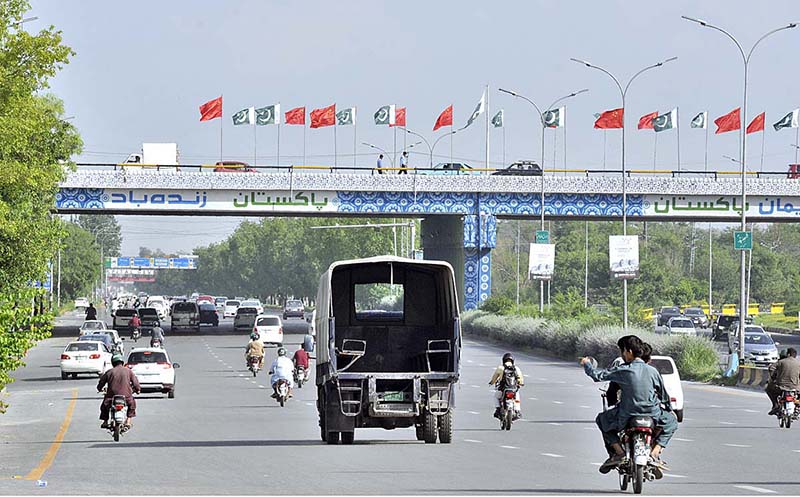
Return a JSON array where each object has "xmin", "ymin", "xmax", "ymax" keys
[
  {"xmin": 504, "ymin": 409, "xmax": 513, "ymax": 431},
  {"xmin": 780, "ymin": 417, "xmax": 785, "ymax": 428},
  {"xmin": 326, "ymin": 431, "xmax": 340, "ymax": 445},
  {"xmin": 113, "ymin": 423, "xmax": 120, "ymax": 442},
  {"xmin": 168, "ymin": 389, "xmax": 175, "ymax": 399},
  {"xmin": 438, "ymin": 409, "xmax": 453, "ymax": 443},
  {"xmin": 786, "ymin": 417, "xmax": 792, "ymax": 429},
  {"xmin": 61, "ymin": 372, "xmax": 68, "ymax": 380},
  {"xmin": 675, "ymin": 409, "xmax": 683, "ymax": 423},
  {"xmin": 72, "ymin": 373, "xmax": 78, "ymax": 379},
  {"xmin": 279, "ymin": 396, "xmax": 285, "ymax": 407},
  {"xmin": 620, "ymin": 474, "xmax": 629, "ymax": 491},
  {"xmin": 415, "ymin": 424, "xmax": 425, "ymax": 441},
  {"xmin": 341, "ymin": 431, "xmax": 355, "ymax": 445},
  {"xmin": 633, "ymin": 464, "xmax": 644, "ymax": 494},
  {"xmin": 252, "ymin": 369, "xmax": 257, "ymax": 378},
  {"xmin": 423, "ymin": 408, "xmax": 438, "ymax": 443}
]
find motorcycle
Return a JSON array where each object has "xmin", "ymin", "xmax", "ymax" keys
[
  {"xmin": 106, "ymin": 395, "xmax": 129, "ymax": 442},
  {"xmin": 274, "ymin": 378, "xmax": 290, "ymax": 407},
  {"xmin": 496, "ymin": 367, "xmax": 520, "ymax": 430},
  {"xmin": 294, "ymin": 365, "xmax": 307, "ymax": 388},
  {"xmin": 130, "ymin": 327, "xmax": 141, "ymax": 342},
  {"xmin": 778, "ymin": 390, "xmax": 799, "ymax": 429},
  {"xmin": 150, "ymin": 338, "xmax": 162, "ymax": 348},
  {"xmin": 614, "ymin": 416, "xmax": 660, "ymax": 494},
  {"xmin": 248, "ymin": 356, "xmax": 261, "ymax": 377}
]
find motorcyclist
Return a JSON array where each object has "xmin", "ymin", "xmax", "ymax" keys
[
  {"xmin": 767, "ymin": 347, "xmax": 800, "ymax": 415},
  {"xmin": 129, "ymin": 314, "xmax": 142, "ymax": 340},
  {"xmin": 245, "ymin": 332, "xmax": 265, "ymax": 369},
  {"xmin": 489, "ymin": 352, "xmax": 524, "ymax": 419},
  {"xmin": 97, "ymin": 353, "xmax": 140, "ymax": 429},
  {"xmin": 766, "ymin": 349, "xmax": 788, "ymax": 415},
  {"xmin": 85, "ymin": 303, "xmax": 97, "ymax": 321},
  {"xmin": 150, "ymin": 325, "xmax": 165, "ymax": 347},
  {"xmin": 293, "ymin": 346, "xmax": 310, "ymax": 382},
  {"xmin": 581, "ymin": 335, "xmax": 677, "ymax": 474},
  {"xmin": 269, "ymin": 347, "xmax": 294, "ymax": 399}
]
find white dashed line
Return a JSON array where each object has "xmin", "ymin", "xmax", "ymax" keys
[
  {"xmin": 466, "ymin": 360, "xmax": 473, "ymax": 363},
  {"xmin": 541, "ymin": 453, "xmax": 564, "ymax": 458},
  {"xmin": 733, "ymin": 485, "xmax": 776, "ymax": 494},
  {"xmin": 478, "ymin": 363, "xmax": 486, "ymax": 367},
  {"xmin": 548, "ymin": 422, "xmax": 563, "ymax": 426},
  {"xmin": 500, "ymin": 445, "xmax": 519, "ymax": 450},
  {"xmin": 552, "ymin": 401, "xmax": 564, "ymax": 405},
  {"xmin": 464, "ymin": 439, "xmax": 482, "ymax": 443},
  {"xmin": 583, "ymin": 427, "xmax": 595, "ymax": 430},
  {"xmin": 258, "ymin": 385, "xmax": 265, "ymax": 389},
  {"xmin": 741, "ymin": 409, "xmax": 758, "ymax": 413},
  {"xmin": 590, "ymin": 462, "xmax": 602, "ymax": 466},
  {"xmin": 793, "ymin": 450, "xmax": 800, "ymax": 453},
  {"xmin": 572, "ymin": 383, "xmax": 583, "ymax": 387},
  {"xmin": 719, "ymin": 421, "xmax": 736, "ymax": 425},
  {"xmin": 528, "ymin": 397, "xmax": 538, "ymax": 401},
  {"xmin": 468, "ymin": 411, "xmax": 480, "ymax": 415},
  {"xmin": 579, "ymin": 405, "xmax": 591, "ymax": 409},
  {"xmin": 238, "ymin": 373, "xmax": 245, "ymax": 377},
  {"xmin": 724, "ymin": 443, "xmax": 752, "ymax": 448},
  {"xmin": 663, "ymin": 474, "xmax": 687, "ymax": 479},
  {"xmin": 672, "ymin": 437, "xmax": 694, "ymax": 442},
  {"xmin": 470, "ymin": 385, "xmax": 481, "ymax": 388},
  {"xmin": 709, "ymin": 404, "xmax": 723, "ymax": 408},
  {"xmin": 523, "ymin": 374, "xmax": 530, "ymax": 378},
  {"xmin": 538, "ymin": 378, "xmax": 548, "ymax": 381}
]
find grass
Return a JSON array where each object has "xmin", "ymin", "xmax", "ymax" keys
[{"xmin": 755, "ymin": 314, "xmax": 798, "ymax": 330}]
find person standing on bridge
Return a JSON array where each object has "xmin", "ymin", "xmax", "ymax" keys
[
  {"xmin": 398, "ymin": 151, "xmax": 409, "ymax": 174},
  {"xmin": 376, "ymin": 154, "xmax": 385, "ymax": 175}
]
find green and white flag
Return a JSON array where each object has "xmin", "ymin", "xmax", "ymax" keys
[
  {"xmin": 336, "ymin": 107, "xmax": 356, "ymax": 126},
  {"xmin": 543, "ymin": 106, "xmax": 565, "ymax": 128},
  {"xmin": 232, "ymin": 107, "xmax": 254, "ymax": 125},
  {"xmin": 465, "ymin": 90, "xmax": 485, "ymax": 128},
  {"xmin": 374, "ymin": 104, "xmax": 395, "ymax": 125},
  {"xmin": 773, "ymin": 109, "xmax": 799, "ymax": 131},
  {"xmin": 255, "ymin": 104, "xmax": 280, "ymax": 125},
  {"xmin": 491, "ymin": 109, "xmax": 504, "ymax": 128},
  {"xmin": 653, "ymin": 108, "xmax": 677, "ymax": 132},
  {"xmin": 690, "ymin": 111, "xmax": 707, "ymax": 129}
]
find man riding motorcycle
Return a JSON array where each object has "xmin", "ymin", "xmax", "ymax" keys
[
  {"xmin": 269, "ymin": 347, "xmax": 294, "ymax": 399},
  {"xmin": 245, "ymin": 332, "xmax": 265, "ymax": 369},
  {"xmin": 97, "ymin": 353, "xmax": 140, "ymax": 429},
  {"xmin": 293, "ymin": 346, "xmax": 310, "ymax": 382},
  {"xmin": 85, "ymin": 303, "xmax": 98, "ymax": 321},
  {"xmin": 150, "ymin": 325, "xmax": 165, "ymax": 347},
  {"xmin": 581, "ymin": 335, "xmax": 677, "ymax": 474},
  {"xmin": 767, "ymin": 347, "xmax": 800, "ymax": 416},
  {"xmin": 489, "ymin": 352, "xmax": 524, "ymax": 419},
  {"xmin": 129, "ymin": 314, "xmax": 142, "ymax": 340}
]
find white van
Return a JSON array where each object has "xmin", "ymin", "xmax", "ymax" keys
[{"xmin": 254, "ymin": 315, "xmax": 283, "ymax": 346}]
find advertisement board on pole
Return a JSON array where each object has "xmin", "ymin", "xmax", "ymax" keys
[
  {"xmin": 609, "ymin": 235, "xmax": 640, "ymax": 280},
  {"xmin": 528, "ymin": 243, "xmax": 555, "ymax": 281}
]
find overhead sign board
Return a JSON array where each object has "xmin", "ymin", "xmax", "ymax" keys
[
  {"xmin": 609, "ymin": 235, "xmax": 639, "ymax": 280},
  {"xmin": 105, "ymin": 256, "xmax": 197, "ymax": 269}
]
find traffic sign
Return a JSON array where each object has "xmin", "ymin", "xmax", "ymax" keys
[
  {"xmin": 535, "ymin": 230, "xmax": 550, "ymax": 244},
  {"xmin": 734, "ymin": 231, "xmax": 752, "ymax": 250}
]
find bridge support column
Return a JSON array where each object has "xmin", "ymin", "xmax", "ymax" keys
[{"xmin": 421, "ymin": 214, "xmax": 496, "ymax": 311}]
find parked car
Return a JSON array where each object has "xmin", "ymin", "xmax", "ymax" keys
[
  {"xmin": 649, "ymin": 355, "xmax": 685, "ymax": 423},
  {"xmin": 666, "ymin": 317, "xmax": 696, "ymax": 335},
  {"xmin": 683, "ymin": 307, "xmax": 709, "ymax": 328},
  {"xmin": 712, "ymin": 314, "xmax": 737, "ymax": 340},
  {"xmin": 492, "ymin": 160, "xmax": 542, "ymax": 176},
  {"xmin": 74, "ymin": 297, "xmax": 90, "ymax": 309},
  {"xmin": 60, "ymin": 340, "xmax": 112, "ymax": 379},
  {"xmin": 254, "ymin": 314, "xmax": 283, "ymax": 346},
  {"xmin": 137, "ymin": 307, "xmax": 161, "ymax": 333},
  {"xmin": 126, "ymin": 348, "xmax": 180, "ymax": 398},
  {"xmin": 113, "ymin": 308, "xmax": 138, "ymax": 332},
  {"xmin": 234, "ymin": 306, "xmax": 259, "ymax": 332},
  {"xmin": 657, "ymin": 306, "xmax": 682, "ymax": 327},
  {"xmin": 427, "ymin": 162, "xmax": 477, "ymax": 175},
  {"xmin": 198, "ymin": 302, "xmax": 220, "ymax": 327},
  {"xmin": 215, "ymin": 296, "xmax": 228, "ymax": 312},
  {"xmin": 728, "ymin": 326, "xmax": 780, "ymax": 365},
  {"xmin": 240, "ymin": 299, "xmax": 264, "ymax": 315},
  {"xmin": 171, "ymin": 301, "xmax": 200, "ymax": 333},
  {"xmin": 283, "ymin": 299, "xmax": 305, "ymax": 320},
  {"xmin": 80, "ymin": 320, "xmax": 107, "ymax": 333},
  {"xmin": 223, "ymin": 299, "xmax": 241, "ymax": 318}
]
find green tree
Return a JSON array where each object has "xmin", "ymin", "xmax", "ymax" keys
[
  {"xmin": 59, "ymin": 223, "xmax": 100, "ymax": 302},
  {"xmin": 77, "ymin": 214, "xmax": 121, "ymax": 257}
]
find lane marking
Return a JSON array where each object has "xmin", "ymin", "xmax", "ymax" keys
[
  {"xmin": 24, "ymin": 388, "xmax": 77, "ymax": 481},
  {"xmin": 793, "ymin": 450, "xmax": 800, "ymax": 453},
  {"xmin": 709, "ymin": 404, "xmax": 722, "ymax": 408},
  {"xmin": 741, "ymin": 409, "xmax": 758, "ymax": 413},
  {"xmin": 733, "ymin": 485, "xmax": 776, "ymax": 494},
  {"xmin": 590, "ymin": 462, "xmax": 602, "ymax": 466},
  {"xmin": 258, "ymin": 385, "xmax": 265, "ymax": 389},
  {"xmin": 541, "ymin": 453, "xmax": 564, "ymax": 458},
  {"xmin": 579, "ymin": 405, "xmax": 591, "ymax": 409},
  {"xmin": 548, "ymin": 422, "xmax": 563, "ymax": 426},
  {"xmin": 470, "ymin": 385, "xmax": 481, "ymax": 388},
  {"xmin": 552, "ymin": 401, "xmax": 564, "ymax": 405},
  {"xmin": 500, "ymin": 445, "xmax": 519, "ymax": 449},
  {"xmin": 663, "ymin": 474, "xmax": 687, "ymax": 479},
  {"xmin": 478, "ymin": 363, "xmax": 486, "ymax": 367},
  {"xmin": 468, "ymin": 411, "xmax": 480, "ymax": 415},
  {"xmin": 672, "ymin": 437, "xmax": 694, "ymax": 442},
  {"xmin": 573, "ymin": 383, "xmax": 583, "ymax": 387},
  {"xmin": 719, "ymin": 421, "xmax": 736, "ymax": 425},
  {"xmin": 528, "ymin": 397, "xmax": 538, "ymax": 401},
  {"xmin": 464, "ymin": 439, "xmax": 482, "ymax": 443},
  {"xmin": 583, "ymin": 427, "xmax": 595, "ymax": 430},
  {"xmin": 724, "ymin": 443, "xmax": 752, "ymax": 448}
]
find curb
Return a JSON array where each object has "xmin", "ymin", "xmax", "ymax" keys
[{"xmin": 763, "ymin": 326, "xmax": 800, "ymax": 336}]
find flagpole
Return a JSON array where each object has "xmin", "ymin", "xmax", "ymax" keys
[
  {"xmin": 653, "ymin": 131, "xmax": 658, "ymax": 170},
  {"xmin": 502, "ymin": 123, "xmax": 506, "ymax": 167},
  {"xmin": 353, "ymin": 106, "xmax": 357, "ymax": 168},
  {"xmin": 704, "ymin": 116, "xmax": 709, "ymax": 173},
  {"xmin": 393, "ymin": 125, "xmax": 397, "ymax": 166},
  {"xmin": 277, "ymin": 102, "xmax": 281, "ymax": 166},
  {"xmin": 485, "ymin": 83, "xmax": 490, "ymax": 172},
  {"xmin": 677, "ymin": 107, "xmax": 681, "ymax": 172},
  {"xmin": 603, "ymin": 129, "xmax": 607, "ymax": 170},
  {"xmin": 219, "ymin": 94, "xmax": 223, "ymax": 163},
  {"xmin": 795, "ymin": 125, "xmax": 799, "ymax": 164},
  {"xmin": 563, "ymin": 106, "xmax": 568, "ymax": 176},
  {"xmin": 552, "ymin": 127, "xmax": 556, "ymax": 174},
  {"xmin": 303, "ymin": 121, "xmax": 306, "ymax": 166},
  {"xmin": 760, "ymin": 127, "xmax": 765, "ymax": 172},
  {"xmin": 334, "ymin": 122, "xmax": 338, "ymax": 168},
  {"xmin": 450, "ymin": 123, "xmax": 453, "ymax": 168},
  {"xmin": 253, "ymin": 117, "xmax": 257, "ymax": 167}
]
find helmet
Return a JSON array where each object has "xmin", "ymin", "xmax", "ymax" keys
[
  {"xmin": 502, "ymin": 353, "xmax": 514, "ymax": 365},
  {"xmin": 250, "ymin": 331, "xmax": 260, "ymax": 341},
  {"xmin": 111, "ymin": 354, "xmax": 124, "ymax": 366},
  {"xmin": 277, "ymin": 347, "xmax": 287, "ymax": 356}
]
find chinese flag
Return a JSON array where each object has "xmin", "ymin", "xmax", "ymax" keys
[
  {"xmin": 285, "ymin": 106, "xmax": 306, "ymax": 125},
  {"xmin": 310, "ymin": 104, "xmax": 336, "ymax": 128},
  {"xmin": 638, "ymin": 111, "xmax": 658, "ymax": 130},
  {"xmin": 433, "ymin": 105, "xmax": 453, "ymax": 131},
  {"xmin": 594, "ymin": 108, "xmax": 624, "ymax": 129},
  {"xmin": 390, "ymin": 107, "xmax": 406, "ymax": 127},
  {"xmin": 714, "ymin": 108, "xmax": 741, "ymax": 134},
  {"xmin": 746, "ymin": 112, "xmax": 765, "ymax": 134},
  {"xmin": 199, "ymin": 96, "xmax": 223, "ymax": 121}
]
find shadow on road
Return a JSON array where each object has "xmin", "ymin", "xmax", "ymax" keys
[{"xmin": 427, "ymin": 489, "xmax": 620, "ymax": 494}]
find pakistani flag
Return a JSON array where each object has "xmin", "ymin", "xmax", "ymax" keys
[
  {"xmin": 543, "ymin": 107, "xmax": 565, "ymax": 128},
  {"xmin": 255, "ymin": 104, "xmax": 280, "ymax": 125},
  {"xmin": 336, "ymin": 107, "xmax": 356, "ymax": 126},
  {"xmin": 653, "ymin": 108, "xmax": 678, "ymax": 132},
  {"xmin": 491, "ymin": 110, "xmax": 504, "ymax": 128},
  {"xmin": 690, "ymin": 111, "xmax": 707, "ymax": 129},
  {"xmin": 773, "ymin": 109, "xmax": 799, "ymax": 131},
  {"xmin": 232, "ymin": 107, "xmax": 254, "ymax": 125},
  {"xmin": 374, "ymin": 104, "xmax": 395, "ymax": 125},
  {"xmin": 465, "ymin": 91, "xmax": 485, "ymax": 128}
]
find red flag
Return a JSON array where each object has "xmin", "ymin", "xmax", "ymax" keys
[
  {"xmin": 199, "ymin": 96, "xmax": 222, "ymax": 122},
  {"xmin": 433, "ymin": 105, "xmax": 453, "ymax": 131},
  {"xmin": 285, "ymin": 106, "xmax": 306, "ymax": 125},
  {"xmin": 746, "ymin": 112, "xmax": 765, "ymax": 134},
  {"xmin": 638, "ymin": 111, "xmax": 658, "ymax": 130},
  {"xmin": 594, "ymin": 108, "xmax": 624, "ymax": 129},
  {"xmin": 714, "ymin": 108, "xmax": 741, "ymax": 134},
  {"xmin": 310, "ymin": 104, "xmax": 336, "ymax": 128},
  {"xmin": 390, "ymin": 107, "xmax": 406, "ymax": 127}
]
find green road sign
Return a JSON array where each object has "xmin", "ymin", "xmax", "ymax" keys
[
  {"xmin": 734, "ymin": 231, "xmax": 752, "ymax": 250},
  {"xmin": 535, "ymin": 230, "xmax": 550, "ymax": 244}
]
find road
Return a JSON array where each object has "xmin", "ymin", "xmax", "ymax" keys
[{"xmin": 1, "ymin": 310, "xmax": 799, "ymax": 495}]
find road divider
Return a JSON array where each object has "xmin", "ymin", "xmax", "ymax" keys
[{"xmin": 736, "ymin": 365, "xmax": 770, "ymax": 389}]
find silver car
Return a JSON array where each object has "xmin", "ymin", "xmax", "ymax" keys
[{"xmin": 729, "ymin": 326, "xmax": 780, "ymax": 366}]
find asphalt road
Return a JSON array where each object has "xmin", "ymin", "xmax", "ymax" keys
[{"xmin": 2, "ymin": 310, "xmax": 800, "ymax": 495}]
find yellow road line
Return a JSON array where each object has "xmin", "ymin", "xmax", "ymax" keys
[{"xmin": 24, "ymin": 388, "xmax": 77, "ymax": 481}]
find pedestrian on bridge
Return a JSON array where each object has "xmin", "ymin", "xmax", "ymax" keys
[
  {"xmin": 376, "ymin": 154, "xmax": 385, "ymax": 175},
  {"xmin": 398, "ymin": 151, "xmax": 409, "ymax": 175}
]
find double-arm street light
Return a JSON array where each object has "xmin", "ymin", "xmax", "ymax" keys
[
  {"xmin": 570, "ymin": 56, "xmax": 676, "ymax": 330},
  {"xmin": 682, "ymin": 16, "xmax": 797, "ymax": 364},
  {"xmin": 498, "ymin": 88, "xmax": 588, "ymax": 312}
]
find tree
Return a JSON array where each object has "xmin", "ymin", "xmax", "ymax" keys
[
  {"xmin": 58, "ymin": 223, "xmax": 101, "ymax": 301},
  {"xmin": 77, "ymin": 214, "xmax": 121, "ymax": 257}
]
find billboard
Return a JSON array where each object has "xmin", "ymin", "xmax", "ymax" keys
[
  {"xmin": 528, "ymin": 243, "xmax": 555, "ymax": 281},
  {"xmin": 609, "ymin": 235, "xmax": 639, "ymax": 280}
]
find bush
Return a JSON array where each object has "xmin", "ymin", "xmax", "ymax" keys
[{"xmin": 479, "ymin": 296, "xmax": 516, "ymax": 315}]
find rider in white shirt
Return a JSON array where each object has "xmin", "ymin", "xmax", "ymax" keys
[{"xmin": 270, "ymin": 347, "xmax": 295, "ymax": 398}]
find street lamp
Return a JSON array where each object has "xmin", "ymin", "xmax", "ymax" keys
[
  {"xmin": 683, "ymin": 16, "xmax": 797, "ymax": 364},
  {"xmin": 11, "ymin": 16, "xmax": 37, "ymax": 27},
  {"xmin": 498, "ymin": 87, "xmax": 588, "ymax": 313},
  {"xmin": 570, "ymin": 56, "xmax": 676, "ymax": 330},
  {"xmin": 403, "ymin": 128, "xmax": 433, "ymax": 168},
  {"xmin": 362, "ymin": 142, "xmax": 394, "ymax": 167}
]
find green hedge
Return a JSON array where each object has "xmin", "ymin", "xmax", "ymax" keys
[{"xmin": 462, "ymin": 311, "xmax": 720, "ymax": 382}]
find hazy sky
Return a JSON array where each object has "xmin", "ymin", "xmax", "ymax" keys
[{"xmin": 32, "ymin": 1, "xmax": 800, "ymax": 254}]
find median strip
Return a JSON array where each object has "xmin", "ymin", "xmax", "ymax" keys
[{"xmin": 24, "ymin": 388, "xmax": 77, "ymax": 481}]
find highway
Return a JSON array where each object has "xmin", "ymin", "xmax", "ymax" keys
[{"xmin": 1, "ymin": 310, "xmax": 800, "ymax": 495}]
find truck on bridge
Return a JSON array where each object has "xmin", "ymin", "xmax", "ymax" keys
[
  {"xmin": 123, "ymin": 143, "xmax": 179, "ymax": 170},
  {"xmin": 314, "ymin": 256, "xmax": 461, "ymax": 445}
]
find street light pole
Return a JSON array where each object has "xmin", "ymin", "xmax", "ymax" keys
[
  {"xmin": 570, "ymin": 56, "xmax": 677, "ymax": 330},
  {"xmin": 682, "ymin": 16, "xmax": 797, "ymax": 364},
  {"xmin": 362, "ymin": 142, "xmax": 394, "ymax": 167},
  {"xmin": 403, "ymin": 128, "xmax": 433, "ymax": 167}
]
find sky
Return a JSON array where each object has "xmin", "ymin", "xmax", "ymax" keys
[{"xmin": 30, "ymin": 0, "xmax": 800, "ymax": 254}]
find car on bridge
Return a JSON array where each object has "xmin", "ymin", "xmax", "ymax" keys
[
  {"xmin": 214, "ymin": 160, "xmax": 257, "ymax": 173},
  {"xmin": 427, "ymin": 162, "xmax": 478, "ymax": 175},
  {"xmin": 126, "ymin": 348, "xmax": 180, "ymax": 398},
  {"xmin": 60, "ymin": 340, "xmax": 112, "ymax": 380},
  {"xmin": 492, "ymin": 160, "xmax": 543, "ymax": 176},
  {"xmin": 657, "ymin": 306, "xmax": 682, "ymax": 327}
]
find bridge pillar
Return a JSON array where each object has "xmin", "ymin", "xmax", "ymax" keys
[{"xmin": 421, "ymin": 214, "xmax": 496, "ymax": 311}]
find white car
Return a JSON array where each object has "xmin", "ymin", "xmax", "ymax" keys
[
  {"xmin": 126, "ymin": 348, "xmax": 180, "ymax": 398},
  {"xmin": 60, "ymin": 341, "xmax": 112, "ymax": 379},
  {"xmin": 74, "ymin": 297, "xmax": 89, "ymax": 309},
  {"xmin": 240, "ymin": 299, "xmax": 264, "ymax": 315},
  {"xmin": 80, "ymin": 320, "xmax": 107, "ymax": 334},
  {"xmin": 234, "ymin": 307, "xmax": 259, "ymax": 331},
  {"xmin": 649, "ymin": 355, "xmax": 685, "ymax": 423},
  {"xmin": 223, "ymin": 299, "xmax": 241, "ymax": 318},
  {"xmin": 146, "ymin": 297, "xmax": 169, "ymax": 320},
  {"xmin": 666, "ymin": 317, "xmax": 696, "ymax": 335},
  {"xmin": 254, "ymin": 314, "xmax": 283, "ymax": 346}
]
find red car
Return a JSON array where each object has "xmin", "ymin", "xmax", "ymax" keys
[
  {"xmin": 214, "ymin": 161, "xmax": 257, "ymax": 173},
  {"xmin": 196, "ymin": 295, "xmax": 215, "ymax": 305}
]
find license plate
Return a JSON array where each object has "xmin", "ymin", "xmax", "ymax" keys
[
  {"xmin": 75, "ymin": 355, "xmax": 87, "ymax": 361},
  {"xmin": 382, "ymin": 392, "xmax": 404, "ymax": 402}
]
